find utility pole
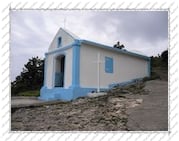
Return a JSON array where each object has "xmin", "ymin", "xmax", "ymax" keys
[
  {"xmin": 97, "ymin": 53, "xmax": 100, "ymax": 93},
  {"xmin": 92, "ymin": 53, "xmax": 104, "ymax": 93}
]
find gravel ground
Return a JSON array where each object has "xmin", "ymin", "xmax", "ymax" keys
[
  {"xmin": 11, "ymin": 79, "xmax": 167, "ymax": 131},
  {"xmin": 11, "ymin": 82, "xmax": 145, "ymax": 131}
]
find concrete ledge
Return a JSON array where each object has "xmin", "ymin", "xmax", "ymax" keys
[
  {"xmin": 87, "ymin": 92, "xmax": 107, "ymax": 98},
  {"xmin": 11, "ymin": 97, "xmax": 67, "ymax": 109},
  {"xmin": 11, "ymin": 96, "xmax": 37, "ymax": 99}
]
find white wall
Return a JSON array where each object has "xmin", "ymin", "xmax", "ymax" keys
[
  {"xmin": 45, "ymin": 55, "xmax": 54, "ymax": 88},
  {"xmin": 64, "ymin": 49, "xmax": 72, "ymax": 88},
  {"xmin": 80, "ymin": 44, "xmax": 148, "ymax": 88},
  {"xmin": 48, "ymin": 29, "xmax": 75, "ymax": 51},
  {"xmin": 45, "ymin": 48, "xmax": 72, "ymax": 89}
]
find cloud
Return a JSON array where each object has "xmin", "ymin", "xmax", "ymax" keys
[{"xmin": 10, "ymin": 10, "xmax": 168, "ymax": 81}]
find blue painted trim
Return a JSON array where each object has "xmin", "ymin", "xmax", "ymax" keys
[
  {"xmin": 46, "ymin": 44, "xmax": 73, "ymax": 56},
  {"xmin": 52, "ymin": 53, "xmax": 66, "ymax": 88},
  {"xmin": 40, "ymin": 30, "xmax": 151, "ymax": 101},
  {"xmin": 71, "ymin": 39, "xmax": 81, "ymax": 88},
  {"xmin": 109, "ymin": 78, "xmax": 143, "ymax": 88},
  {"xmin": 39, "ymin": 78, "xmax": 144, "ymax": 101},
  {"xmin": 80, "ymin": 39, "xmax": 150, "ymax": 61},
  {"xmin": 105, "ymin": 56, "xmax": 113, "ymax": 73},
  {"xmin": 148, "ymin": 58, "xmax": 151, "ymax": 77},
  {"xmin": 39, "ymin": 86, "xmax": 107, "ymax": 101}
]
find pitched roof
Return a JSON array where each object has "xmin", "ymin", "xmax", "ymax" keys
[
  {"xmin": 60, "ymin": 28, "xmax": 80, "ymax": 40},
  {"xmin": 80, "ymin": 40, "xmax": 150, "ymax": 60},
  {"xmin": 57, "ymin": 28, "xmax": 150, "ymax": 60}
]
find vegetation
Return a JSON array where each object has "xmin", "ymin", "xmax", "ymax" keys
[
  {"xmin": 16, "ymin": 90, "xmax": 40, "ymax": 97},
  {"xmin": 11, "ymin": 57, "xmax": 44, "ymax": 96},
  {"xmin": 113, "ymin": 41, "xmax": 125, "ymax": 49},
  {"xmin": 151, "ymin": 50, "xmax": 168, "ymax": 68},
  {"xmin": 150, "ymin": 50, "xmax": 168, "ymax": 80}
]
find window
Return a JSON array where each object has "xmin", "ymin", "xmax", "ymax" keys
[
  {"xmin": 58, "ymin": 37, "xmax": 62, "ymax": 48},
  {"xmin": 105, "ymin": 57, "xmax": 113, "ymax": 73}
]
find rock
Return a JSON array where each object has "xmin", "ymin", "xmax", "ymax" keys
[
  {"xmin": 120, "ymin": 90, "xmax": 130, "ymax": 94},
  {"xmin": 12, "ymin": 81, "xmax": 147, "ymax": 131},
  {"xmin": 136, "ymin": 99, "xmax": 143, "ymax": 104}
]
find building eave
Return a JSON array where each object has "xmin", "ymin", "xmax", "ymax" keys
[
  {"xmin": 80, "ymin": 39, "xmax": 150, "ymax": 61},
  {"xmin": 45, "ymin": 44, "xmax": 73, "ymax": 56}
]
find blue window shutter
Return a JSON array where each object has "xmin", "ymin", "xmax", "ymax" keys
[
  {"xmin": 105, "ymin": 57, "xmax": 113, "ymax": 73},
  {"xmin": 58, "ymin": 37, "xmax": 62, "ymax": 48}
]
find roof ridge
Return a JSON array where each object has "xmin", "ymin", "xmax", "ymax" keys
[{"xmin": 60, "ymin": 28, "xmax": 80, "ymax": 39}]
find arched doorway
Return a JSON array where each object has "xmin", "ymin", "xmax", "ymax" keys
[{"xmin": 54, "ymin": 55, "xmax": 65, "ymax": 87}]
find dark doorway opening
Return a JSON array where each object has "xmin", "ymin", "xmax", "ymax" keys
[{"xmin": 54, "ymin": 55, "xmax": 65, "ymax": 87}]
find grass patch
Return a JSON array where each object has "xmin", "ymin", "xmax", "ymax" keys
[{"xmin": 17, "ymin": 90, "xmax": 40, "ymax": 97}]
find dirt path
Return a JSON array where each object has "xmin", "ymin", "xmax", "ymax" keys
[{"xmin": 126, "ymin": 80, "xmax": 168, "ymax": 131}]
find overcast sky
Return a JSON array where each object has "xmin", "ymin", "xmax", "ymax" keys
[{"xmin": 11, "ymin": 10, "xmax": 168, "ymax": 81}]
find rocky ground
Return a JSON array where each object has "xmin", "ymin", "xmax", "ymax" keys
[
  {"xmin": 11, "ymin": 81, "xmax": 147, "ymax": 131},
  {"xmin": 10, "ymin": 46, "xmax": 169, "ymax": 131}
]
